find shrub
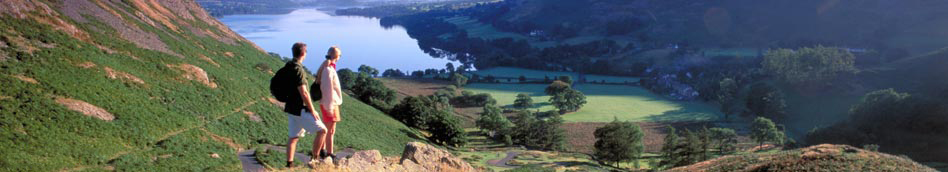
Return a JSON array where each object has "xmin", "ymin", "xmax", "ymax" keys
[{"xmin": 451, "ymin": 92, "xmax": 496, "ymax": 107}]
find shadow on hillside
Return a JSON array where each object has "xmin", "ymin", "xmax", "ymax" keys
[
  {"xmin": 553, "ymin": 161, "xmax": 600, "ymax": 167},
  {"xmin": 645, "ymin": 109, "xmax": 717, "ymax": 122}
]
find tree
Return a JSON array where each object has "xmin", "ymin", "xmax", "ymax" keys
[
  {"xmin": 709, "ymin": 127, "xmax": 738, "ymax": 154},
  {"xmin": 557, "ymin": 75, "xmax": 573, "ymax": 85},
  {"xmin": 510, "ymin": 111, "xmax": 568, "ymax": 151},
  {"xmin": 382, "ymin": 69, "xmax": 405, "ymax": 77},
  {"xmin": 451, "ymin": 73, "xmax": 468, "ymax": 88},
  {"xmin": 550, "ymin": 89, "xmax": 587, "ymax": 113},
  {"xmin": 350, "ymin": 73, "xmax": 397, "ymax": 110},
  {"xmin": 411, "ymin": 70, "xmax": 424, "ymax": 78},
  {"xmin": 513, "ymin": 93, "xmax": 533, "ymax": 109},
  {"xmin": 594, "ymin": 118, "xmax": 645, "ymax": 168},
  {"xmin": 751, "ymin": 117, "xmax": 781, "ymax": 148},
  {"xmin": 762, "ymin": 46, "xmax": 857, "ymax": 85},
  {"xmin": 337, "ymin": 68, "xmax": 357, "ymax": 89},
  {"xmin": 476, "ymin": 105, "xmax": 512, "ymax": 138},
  {"xmin": 716, "ymin": 77, "xmax": 738, "ymax": 120},
  {"xmin": 545, "ymin": 80, "xmax": 571, "ymax": 96},
  {"xmin": 390, "ymin": 95, "xmax": 466, "ymax": 147},
  {"xmin": 358, "ymin": 64, "xmax": 379, "ymax": 77},
  {"xmin": 745, "ymin": 83, "xmax": 786, "ymax": 120},
  {"xmin": 427, "ymin": 110, "xmax": 467, "ymax": 147},
  {"xmin": 659, "ymin": 125, "xmax": 680, "ymax": 168},
  {"xmin": 445, "ymin": 63, "xmax": 455, "ymax": 74},
  {"xmin": 676, "ymin": 129, "xmax": 704, "ymax": 166}
]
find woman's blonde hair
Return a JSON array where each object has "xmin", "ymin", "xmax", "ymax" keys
[{"xmin": 325, "ymin": 46, "xmax": 341, "ymax": 60}]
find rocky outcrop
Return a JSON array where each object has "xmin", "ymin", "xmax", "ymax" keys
[
  {"xmin": 166, "ymin": 64, "xmax": 217, "ymax": 88},
  {"xmin": 55, "ymin": 97, "xmax": 114, "ymax": 121},
  {"xmin": 667, "ymin": 144, "xmax": 937, "ymax": 172},
  {"xmin": 399, "ymin": 142, "xmax": 475, "ymax": 172},
  {"xmin": 329, "ymin": 142, "xmax": 475, "ymax": 172}
]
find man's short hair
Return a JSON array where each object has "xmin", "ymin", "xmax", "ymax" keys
[{"xmin": 292, "ymin": 42, "xmax": 307, "ymax": 59}]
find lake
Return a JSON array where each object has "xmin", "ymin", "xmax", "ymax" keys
[{"xmin": 219, "ymin": 8, "xmax": 457, "ymax": 73}]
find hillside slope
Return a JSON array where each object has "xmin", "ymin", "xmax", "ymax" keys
[
  {"xmin": 0, "ymin": 0, "xmax": 422, "ymax": 171},
  {"xmin": 668, "ymin": 144, "xmax": 937, "ymax": 172}
]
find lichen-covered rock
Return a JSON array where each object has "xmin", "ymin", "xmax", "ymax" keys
[
  {"xmin": 399, "ymin": 142, "xmax": 475, "ymax": 172},
  {"xmin": 330, "ymin": 142, "xmax": 476, "ymax": 172}
]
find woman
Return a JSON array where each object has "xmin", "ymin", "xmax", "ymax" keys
[{"xmin": 316, "ymin": 46, "xmax": 343, "ymax": 160}]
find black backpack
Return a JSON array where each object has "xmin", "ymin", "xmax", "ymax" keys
[
  {"xmin": 270, "ymin": 63, "xmax": 297, "ymax": 102},
  {"xmin": 310, "ymin": 79, "xmax": 322, "ymax": 101}
]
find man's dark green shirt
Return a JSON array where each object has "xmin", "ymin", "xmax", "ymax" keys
[{"xmin": 281, "ymin": 61, "xmax": 309, "ymax": 116}]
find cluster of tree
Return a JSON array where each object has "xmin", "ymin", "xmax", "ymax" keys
[
  {"xmin": 744, "ymin": 83, "xmax": 787, "ymax": 120},
  {"xmin": 475, "ymin": 104, "xmax": 513, "ymax": 145},
  {"xmin": 658, "ymin": 126, "xmax": 741, "ymax": 169},
  {"xmin": 382, "ymin": 68, "xmax": 406, "ymax": 77},
  {"xmin": 545, "ymin": 79, "xmax": 587, "ymax": 113},
  {"xmin": 451, "ymin": 73, "xmax": 468, "ymax": 88},
  {"xmin": 508, "ymin": 111, "xmax": 568, "ymax": 151},
  {"xmin": 593, "ymin": 118, "xmax": 645, "ymax": 168},
  {"xmin": 805, "ymin": 89, "xmax": 948, "ymax": 162},
  {"xmin": 337, "ymin": 66, "xmax": 397, "ymax": 111},
  {"xmin": 512, "ymin": 93, "xmax": 533, "ymax": 109},
  {"xmin": 383, "ymin": 9, "xmax": 641, "ymax": 76},
  {"xmin": 762, "ymin": 46, "xmax": 857, "ymax": 87},
  {"xmin": 451, "ymin": 90, "xmax": 496, "ymax": 107},
  {"xmin": 751, "ymin": 117, "xmax": 789, "ymax": 148},
  {"xmin": 474, "ymin": 104, "xmax": 566, "ymax": 151},
  {"xmin": 358, "ymin": 65, "xmax": 380, "ymax": 78},
  {"xmin": 390, "ymin": 95, "xmax": 467, "ymax": 147}
]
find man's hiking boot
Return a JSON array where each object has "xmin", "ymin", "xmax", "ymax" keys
[{"xmin": 286, "ymin": 161, "xmax": 294, "ymax": 168}]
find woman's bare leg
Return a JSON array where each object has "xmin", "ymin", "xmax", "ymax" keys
[{"xmin": 324, "ymin": 121, "xmax": 336, "ymax": 155}]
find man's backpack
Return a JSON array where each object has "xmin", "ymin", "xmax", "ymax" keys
[{"xmin": 270, "ymin": 63, "xmax": 297, "ymax": 102}]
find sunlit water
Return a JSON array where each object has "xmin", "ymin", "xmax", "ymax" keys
[{"xmin": 219, "ymin": 8, "xmax": 456, "ymax": 72}]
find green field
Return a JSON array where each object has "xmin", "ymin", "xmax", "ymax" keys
[
  {"xmin": 471, "ymin": 67, "xmax": 640, "ymax": 84},
  {"xmin": 463, "ymin": 83, "xmax": 721, "ymax": 123}
]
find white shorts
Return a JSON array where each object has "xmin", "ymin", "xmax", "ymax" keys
[{"xmin": 288, "ymin": 109, "xmax": 327, "ymax": 138}]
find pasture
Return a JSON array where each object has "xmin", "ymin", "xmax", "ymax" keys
[{"xmin": 464, "ymin": 83, "xmax": 721, "ymax": 123}]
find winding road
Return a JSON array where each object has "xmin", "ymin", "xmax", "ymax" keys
[{"xmin": 486, "ymin": 151, "xmax": 520, "ymax": 168}]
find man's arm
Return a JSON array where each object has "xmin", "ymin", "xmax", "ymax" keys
[{"xmin": 299, "ymin": 85, "xmax": 320, "ymax": 121}]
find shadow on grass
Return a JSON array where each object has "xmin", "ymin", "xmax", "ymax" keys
[
  {"xmin": 645, "ymin": 109, "xmax": 717, "ymax": 123},
  {"xmin": 553, "ymin": 161, "xmax": 601, "ymax": 167},
  {"xmin": 400, "ymin": 128, "xmax": 426, "ymax": 141}
]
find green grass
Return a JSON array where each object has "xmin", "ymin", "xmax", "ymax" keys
[
  {"xmin": 471, "ymin": 67, "xmax": 640, "ymax": 84},
  {"xmin": 463, "ymin": 83, "xmax": 721, "ymax": 123},
  {"xmin": 0, "ymin": 5, "xmax": 423, "ymax": 171}
]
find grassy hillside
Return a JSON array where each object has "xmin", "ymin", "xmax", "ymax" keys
[{"xmin": 0, "ymin": 0, "xmax": 420, "ymax": 171}]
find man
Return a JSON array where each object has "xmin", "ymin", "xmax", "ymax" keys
[{"xmin": 279, "ymin": 42, "xmax": 328, "ymax": 168}]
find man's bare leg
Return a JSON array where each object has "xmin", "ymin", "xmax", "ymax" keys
[
  {"xmin": 287, "ymin": 137, "xmax": 299, "ymax": 167},
  {"xmin": 312, "ymin": 130, "xmax": 327, "ymax": 163}
]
